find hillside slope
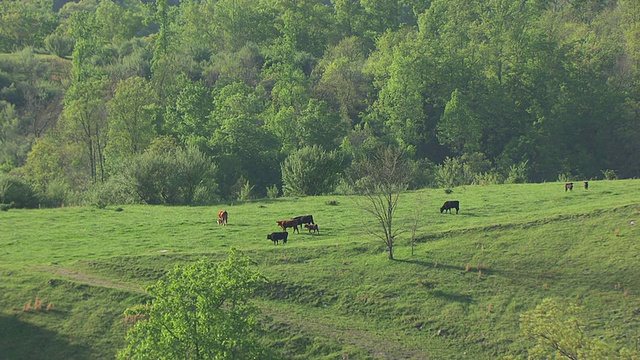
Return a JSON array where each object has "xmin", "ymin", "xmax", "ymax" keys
[{"xmin": 1, "ymin": 180, "xmax": 639, "ymax": 359}]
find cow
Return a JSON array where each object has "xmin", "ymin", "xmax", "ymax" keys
[
  {"xmin": 277, "ymin": 219, "xmax": 299, "ymax": 234},
  {"xmin": 293, "ymin": 215, "xmax": 314, "ymax": 226},
  {"xmin": 565, "ymin": 183, "xmax": 574, "ymax": 192},
  {"xmin": 440, "ymin": 200, "xmax": 460, "ymax": 214},
  {"xmin": 267, "ymin": 232, "xmax": 288, "ymax": 245},
  {"xmin": 584, "ymin": 181, "xmax": 589, "ymax": 190},
  {"xmin": 217, "ymin": 210, "xmax": 228, "ymax": 225},
  {"xmin": 304, "ymin": 223, "xmax": 319, "ymax": 234}
]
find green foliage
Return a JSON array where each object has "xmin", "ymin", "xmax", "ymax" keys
[
  {"xmin": 118, "ymin": 249, "xmax": 273, "ymax": 360},
  {"xmin": 0, "ymin": 173, "xmax": 38, "ymax": 208},
  {"xmin": 44, "ymin": 30, "xmax": 75, "ymax": 58},
  {"xmin": 235, "ymin": 177, "xmax": 255, "ymax": 201},
  {"xmin": 505, "ymin": 160, "xmax": 529, "ymax": 184},
  {"xmin": 435, "ymin": 156, "xmax": 471, "ymax": 189},
  {"xmin": 120, "ymin": 145, "xmax": 218, "ymax": 205},
  {"xmin": 281, "ymin": 145, "xmax": 344, "ymax": 196},
  {"xmin": 2, "ymin": 181, "xmax": 640, "ymax": 358},
  {"xmin": 437, "ymin": 89, "xmax": 482, "ymax": 155},
  {"xmin": 520, "ymin": 298, "xmax": 616, "ymax": 359},
  {"xmin": 0, "ymin": 0, "xmax": 58, "ymax": 52},
  {"xmin": 266, "ymin": 184, "xmax": 279, "ymax": 199},
  {"xmin": 601, "ymin": 169, "xmax": 618, "ymax": 180}
]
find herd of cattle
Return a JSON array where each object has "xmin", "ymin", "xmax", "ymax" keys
[
  {"xmin": 216, "ymin": 210, "xmax": 318, "ymax": 245},
  {"xmin": 215, "ymin": 182, "xmax": 588, "ymax": 244}
]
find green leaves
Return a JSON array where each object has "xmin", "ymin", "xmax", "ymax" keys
[
  {"xmin": 281, "ymin": 145, "xmax": 344, "ymax": 196},
  {"xmin": 119, "ymin": 249, "xmax": 271, "ymax": 360}
]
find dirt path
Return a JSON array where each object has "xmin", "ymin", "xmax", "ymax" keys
[{"xmin": 30, "ymin": 266, "xmax": 144, "ymax": 294}]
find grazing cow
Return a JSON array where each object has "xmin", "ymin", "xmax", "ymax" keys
[
  {"xmin": 277, "ymin": 219, "xmax": 299, "ymax": 233},
  {"xmin": 293, "ymin": 215, "xmax": 315, "ymax": 226},
  {"xmin": 304, "ymin": 223, "xmax": 319, "ymax": 234},
  {"xmin": 267, "ymin": 232, "xmax": 288, "ymax": 245},
  {"xmin": 440, "ymin": 200, "xmax": 460, "ymax": 214},
  {"xmin": 565, "ymin": 183, "xmax": 574, "ymax": 192},
  {"xmin": 217, "ymin": 210, "xmax": 228, "ymax": 225},
  {"xmin": 584, "ymin": 181, "xmax": 589, "ymax": 190}
]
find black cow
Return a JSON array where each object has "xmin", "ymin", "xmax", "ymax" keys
[
  {"xmin": 267, "ymin": 232, "xmax": 288, "ymax": 245},
  {"xmin": 440, "ymin": 200, "xmax": 460, "ymax": 214},
  {"xmin": 565, "ymin": 182, "xmax": 574, "ymax": 192},
  {"xmin": 584, "ymin": 181, "xmax": 589, "ymax": 190},
  {"xmin": 293, "ymin": 215, "xmax": 314, "ymax": 226}
]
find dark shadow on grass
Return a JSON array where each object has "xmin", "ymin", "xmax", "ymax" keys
[
  {"xmin": 0, "ymin": 314, "xmax": 94, "ymax": 360},
  {"xmin": 429, "ymin": 290, "xmax": 474, "ymax": 304},
  {"xmin": 394, "ymin": 258, "xmax": 465, "ymax": 271}
]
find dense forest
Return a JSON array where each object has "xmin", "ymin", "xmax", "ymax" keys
[{"xmin": 1, "ymin": 0, "xmax": 639, "ymax": 207}]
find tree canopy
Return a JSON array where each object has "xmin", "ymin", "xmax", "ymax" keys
[{"xmin": 1, "ymin": 0, "xmax": 639, "ymax": 205}]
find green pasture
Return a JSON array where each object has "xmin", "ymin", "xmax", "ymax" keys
[{"xmin": 1, "ymin": 180, "xmax": 640, "ymax": 359}]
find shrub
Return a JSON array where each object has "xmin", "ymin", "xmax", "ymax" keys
[
  {"xmin": 83, "ymin": 177, "xmax": 137, "ymax": 208},
  {"xmin": 601, "ymin": 169, "xmax": 618, "ymax": 180},
  {"xmin": 0, "ymin": 174, "xmax": 38, "ymax": 208},
  {"xmin": 39, "ymin": 179, "xmax": 72, "ymax": 208},
  {"xmin": 44, "ymin": 31, "xmax": 74, "ymax": 58},
  {"xmin": 120, "ymin": 146, "xmax": 218, "ymax": 205},
  {"xmin": 281, "ymin": 145, "xmax": 344, "ymax": 196},
  {"xmin": 266, "ymin": 185, "xmax": 279, "ymax": 199},
  {"xmin": 505, "ymin": 160, "xmax": 529, "ymax": 184}
]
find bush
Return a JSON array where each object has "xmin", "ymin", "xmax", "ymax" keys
[
  {"xmin": 435, "ymin": 157, "xmax": 470, "ymax": 188},
  {"xmin": 44, "ymin": 31, "xmax": 74, "ymax": 58},
  {"xmin": 39, "ymin": 179, "xmax": 72, "ymax": 208},
  {"xmin": 0, "ymin": 174, "xmax": 38, "ymax": 208},
  {"xmin": 281, "ymin": 145, "xmax": 344, "ymax": 196},
  {"xmin": 505, "ymin": 160, "xmax": 529, "ymax": 184},
  {"xmin": 266, "ymin": 185, "xmax": 279, "ymax": 199},
  {"xmin": 601, "ymin": 169, "xmax": 618, "ymax": 180},
  {"xmin": 83, "ymin": 177, "xmax": 138, "ymax": 208},
  {"xmin": 120, "ymin": 146, "xmax": 218, "ymax": 205}
]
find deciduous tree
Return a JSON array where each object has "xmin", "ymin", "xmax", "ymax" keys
[
  {"xmin": 118, "ymin": 249, "xmax": 273, "ymax": 360},
  {"xmin": 348, "ymin": 146, "xmax": 411, "ymax": 260}
]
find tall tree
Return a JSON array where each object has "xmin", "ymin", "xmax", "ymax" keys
[
  {"xmin": 105, "ymin": 76, "xmax": 156, "ymax": 172},
  {"xmin": 436, "ymin": 89, "xmax": 481, "ymax": 155},
  {"xmin": 62, "ymin": 76, "xmax": 108, "ymax": 183}
]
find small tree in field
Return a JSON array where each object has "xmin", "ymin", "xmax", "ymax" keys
[
  {"xmin": 518, "ymin": 297, "xmax": 627, "ymax": 359},
  {"xmin": 348, "ymin": 146, "xmax": 411, "ymax": 260},
  {"xmin": 118, "ymin": 249, "xmax": 273, "ymax": 360}
]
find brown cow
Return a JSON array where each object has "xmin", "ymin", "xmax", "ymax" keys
[
  {"xmin": 565, "ymin": 183, "xmax": 574, "ymax": 192},
  {"xmin": 217, "ymin": 210, "xmax": 228, "ymax": 226},
  {"xmin": 277, "ymin": 219, "xmax": 299, "ymax": 234},
  {"xmin": 304, "ymin": 223, "xmax": 319, "ymax": 234}
]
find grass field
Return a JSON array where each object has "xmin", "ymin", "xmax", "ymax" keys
[{"xmin": 1, "ymin": 180, "xmax": 640, "ymax": 359}]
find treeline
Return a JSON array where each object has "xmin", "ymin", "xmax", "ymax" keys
[{"xmin": 1, "ymin": 0, "xmax": 639, "ymax": 207}]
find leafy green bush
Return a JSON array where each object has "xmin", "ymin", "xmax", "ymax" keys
[
  {"xmin": 83, "ymin": 177, "xmax": 137, "ymax": 208},
  {"xmin": 0, "ymin": 174, "xmax": 38, "ymax": 208},
  {"xmin": 281, "ymin": 145, "xmax": 344, "ymax": 196},
  {"xmin": 435, "ymin": 156, "xmax": 470, "ymax": 188},
  {"xmin": 505, "ymin": 160, "xmax": 529, "ymax": 184},
  {"xmin": 39, "ymin": 179, "xmax": 72, "ymax": 208},
  {"xmin": 118, "ymin": 250, "xmax": 274, "ymax": 360},
  {"xmin": 44, "ymin": 31, "xmax": 74, "ymax": 58},
  {"xmin": 601, "ymin": 169, "xmax": 618, "ymax": 180},
  {"xmin": 266, "ymin": 184, "xmax": 279, "ymax": 199},
  {"xmin": 120, "ymin": 146, "xmax": 218, "ymax": 205}
]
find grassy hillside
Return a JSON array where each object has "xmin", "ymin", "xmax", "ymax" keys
[{"xmin": 1, "ymin": 180, "xmax": 640, "ymax": 359}]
